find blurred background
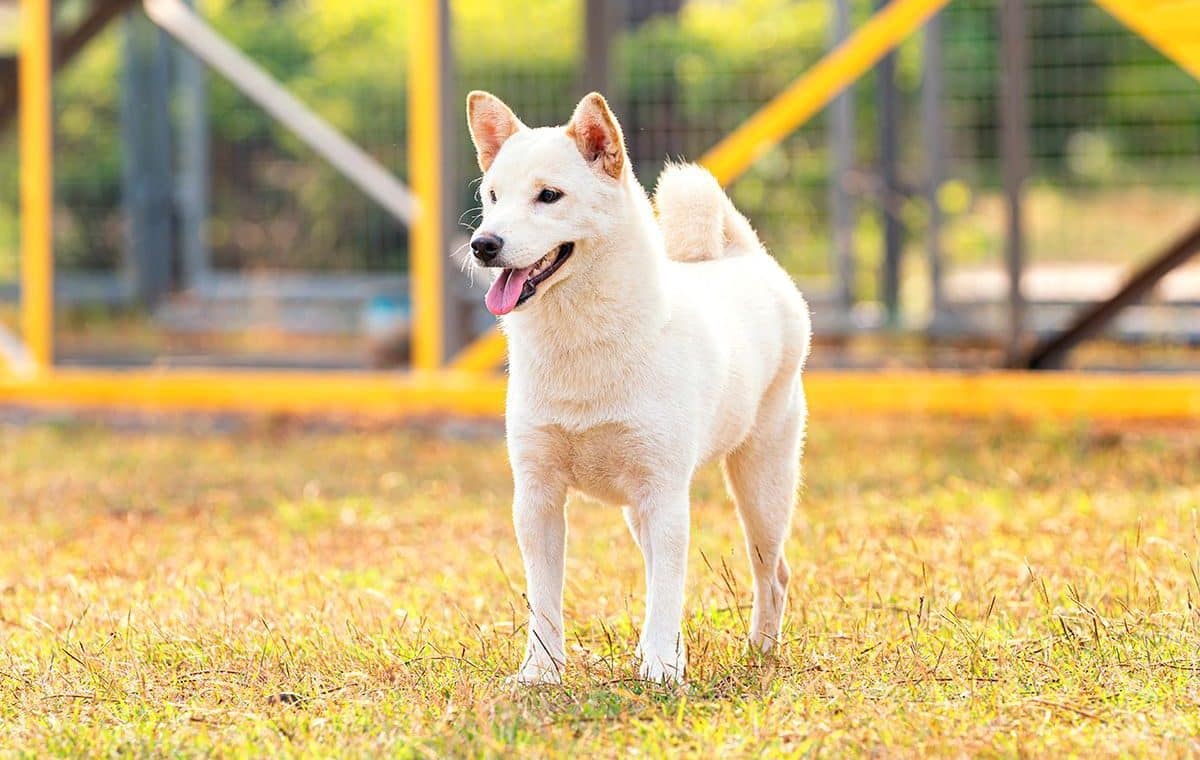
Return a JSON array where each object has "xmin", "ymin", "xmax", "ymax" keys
[{"xmin": 1, "ymin": 0, "xmax": 1198, "ymax": 372}]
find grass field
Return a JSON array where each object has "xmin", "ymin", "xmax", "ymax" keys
[{"xmin": 2, "ymin": 413, "xmax": 1199, "ymax": 757}]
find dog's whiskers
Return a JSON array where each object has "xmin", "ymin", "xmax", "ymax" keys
[
  {"xmin": 459, "ymin": 206, "xmax": 482, "ymax": 226},
  {"xmin": 449, "ymin": 242, "xmax": 481, "ymax": 286}
]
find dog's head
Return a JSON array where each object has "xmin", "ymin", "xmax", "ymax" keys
[{"xmin": 465, "ymin": 91, "xmax": 629, "ymax": 316}]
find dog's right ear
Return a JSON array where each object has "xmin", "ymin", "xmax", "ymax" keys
[{"xmin": 467, "ymin": 91, "xmax": 524, "ymax": 173}]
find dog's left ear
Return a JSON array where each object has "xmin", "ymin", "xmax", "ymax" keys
[{"xmin": 566, "ymin": 92, "xmax": 625, "ymax": 179}]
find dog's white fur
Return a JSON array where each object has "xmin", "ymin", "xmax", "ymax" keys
[{"xmin": 466, "ymin": 91, "xmax": 811, "ymax": 684}]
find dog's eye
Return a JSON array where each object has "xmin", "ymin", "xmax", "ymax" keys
[
  {"xmin": 488, "ymin": 189, "xmax": 497, "ymax": 203},
  {"xmin": 537, "ymin": 188, "xmax": 563, "ymax": 204}
]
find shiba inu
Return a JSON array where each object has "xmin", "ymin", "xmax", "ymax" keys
[{"xmin": 466, "ymin": 91, "xmax": 811, "ymax": 684}]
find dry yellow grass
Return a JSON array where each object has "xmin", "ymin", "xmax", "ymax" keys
[{"xmin": 1, "ymin": 412, "xmax": 1198, "ymax": 757}]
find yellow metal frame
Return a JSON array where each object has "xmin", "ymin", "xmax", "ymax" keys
[
  {"xmin": 0, "ymin": 368, "xmax": 507, "ymax": 417},
  {"xmin": 0, "ymin": 369, "xmax": 1194, "ymax": 420},
  {"xmin": 451, "ymin": 0, "xmax": 955, "ymax": 372},
  {"xmin": 4, "ymin": 0, "xmax": 1199, "ymax": 420}
]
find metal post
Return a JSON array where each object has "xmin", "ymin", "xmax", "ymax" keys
[
  {"xmin": 829, "ymin": 0, "xmax": 856, "ymax": 315},
  {"xmin": 409, "ymin": 0, "xmax": 448, "ymax": 370},
  {"xmin": 1000, "ymin": 0, "xmax": 1028, "ymax": 364},
  {"xmin": 621, "ymin": 0, "xmax": 679, "ymax": 162},
  {"xmin": 175, "ymin": 0, "xmax": 211, "ymax": 289},
  {"xmin": 436, "ymin": 0, "xmax": 469, "ymax": 358},
  {"xmin": 120, "ymin": 10, "xmax": 175, "ymax": 305},
  {"xmin": 875, "ymin": 0, "xmax": 902, "ymax": 327},
  {"xmin": 921, "ymin": 9, "xmax": 946, "ymax": 324},
  {"xmin": 19, "ymin": 0, "xmax": 54, "ymax": 370},
  {"xmin": 583, "ymin": 0, "xmax": 621, "ymax": 98}
]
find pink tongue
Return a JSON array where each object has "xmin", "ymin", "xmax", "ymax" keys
[{"xmin": 485, "ymin": 267, "xmax": 533, "ymax": 316}]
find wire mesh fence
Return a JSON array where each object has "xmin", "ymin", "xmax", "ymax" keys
[
  {"xmin": 0, "ymin": 132, "xmax": 15, "ymax": 353},
  {"xmin": 2, "ymin": 0, "xmax": 1197, "ymax": 370},
  {"xmin": 0, "ymin": 131, "xmax": 15, "ymax": 288},
  {"xmin": 0, "ymin": 0, "xmax": 15, "ymax": 290},
  {"xmin": 940, "ymin": 0, "xmax": 1200, "ymax": 311},
  {"xmin": 50, "ymin": 4, "xmax": 412, "ymax": 279},
  {"xmin": 1, "ymin": 5, "xmax": 20, "ymax": 343}
]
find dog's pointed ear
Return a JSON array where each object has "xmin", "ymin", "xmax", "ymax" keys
[
  {"xmin": 467, "ymin": 91, "xmax": 524, "ymax": 172},
  {"xmin": 566, "ymin": 92, "xmax": 625, "ymax": 179}
]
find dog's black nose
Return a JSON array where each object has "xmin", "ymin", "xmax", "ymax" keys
[{"xmin": 470, "ymin": 233, "xmax": 504, "ymax": 262}]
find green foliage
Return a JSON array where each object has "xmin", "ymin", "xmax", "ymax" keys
[{"xmin": 53, "ymin": 30, "xmax": 124, "ymax": 271}]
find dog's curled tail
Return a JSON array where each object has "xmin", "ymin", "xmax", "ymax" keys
[{"xmin": 653, "ymin": 163, "xmax": 762, "ymax": 262}]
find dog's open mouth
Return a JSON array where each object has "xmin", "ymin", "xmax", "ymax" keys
[{"xmin": 484, "ymin": 242, "xmax": 574, "ymax": 316}]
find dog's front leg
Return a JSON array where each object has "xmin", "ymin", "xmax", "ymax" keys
[
  {"xmin": 637, "ymin": 486, "xmax": 690, "ymax": 684},
  {"xmin": 512, "ymin": 487, "xmax": 567, "ymax": 685}
]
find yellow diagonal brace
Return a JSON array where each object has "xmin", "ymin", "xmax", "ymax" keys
[
  {"xmin": 1092, "ymin": 0, "xmax": 1200, "ymax": 82},
  {"xmin": 701, "ymin": 0, "xmax": 951, "ymax": 185},
  {"xmin": 449, "ymin": 326, "xmax": 509, "ymax": 373}
]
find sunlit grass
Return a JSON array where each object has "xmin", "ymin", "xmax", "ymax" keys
[{"xmin": 1, "ymin": 413, "xmax": 1198, "ymax": 756}]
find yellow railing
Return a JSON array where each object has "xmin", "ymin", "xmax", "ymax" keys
[
  {"xmin": 700, "ymin": 0, "xmax": 950, "ymax": 185},
  {"xmin": 0, "ymin": 368, "xmax": 1196, "ymax": 420}
]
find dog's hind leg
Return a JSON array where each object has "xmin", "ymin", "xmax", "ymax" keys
[{"xmin": 723, "ymin": 377, "xmax": 806, "ymax": 652}]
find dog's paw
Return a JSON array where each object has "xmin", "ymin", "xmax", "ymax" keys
[
  {"xmin": 637, "ymin": 650, "xmax": 686, "ymax": 685},
  {"xmin": 506, "ymin": 659, "xmax": 562, "ymax": 687}
]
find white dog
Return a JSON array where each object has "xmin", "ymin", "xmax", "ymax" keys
[{"xmin": 465, "ymin": 91, "xmax": 811, "ymax": 684}]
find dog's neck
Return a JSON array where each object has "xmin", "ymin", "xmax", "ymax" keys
[{"xmin": 502, "ymin": 174, "xmax": 669, "ymax": 358}]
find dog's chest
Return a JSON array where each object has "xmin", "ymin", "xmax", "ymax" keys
[{"xmin": 519, "ymin": 422, "xmax": 653, "ymax": 506}]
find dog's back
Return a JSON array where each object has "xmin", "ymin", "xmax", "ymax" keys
[{"xmin": 653, "ymin": 163, "xmax": 762, "ymax": 262}]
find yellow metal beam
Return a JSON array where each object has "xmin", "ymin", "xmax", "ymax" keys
[
  {"xmin": 1, "ymin": 369, "xmax": 1197, "ymax": 421},
  {"xmin": 19, "ymin": 0, "xmax": 54, "ymax": 371},
  {"xmin": 700, "ymin": 0, "xmax": 951, "ymax": 185},
  {"xmin": 1092, "ymin": 0, "xmax": 1200, "ymax": 82},
  {"xmin": 408, "ymin": 0, "xmax": 445, "ymax": 370},
  {"xmin": 0, "ymin": 369, "xmax": 508, "ymax": 417},
  {"xmin": 449, "ymin": 327, "xmax": 508, "ymax": 372},
  {"xmin": 804, "ymin": 370, "xmax": 1200, "ymax": 420}
]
